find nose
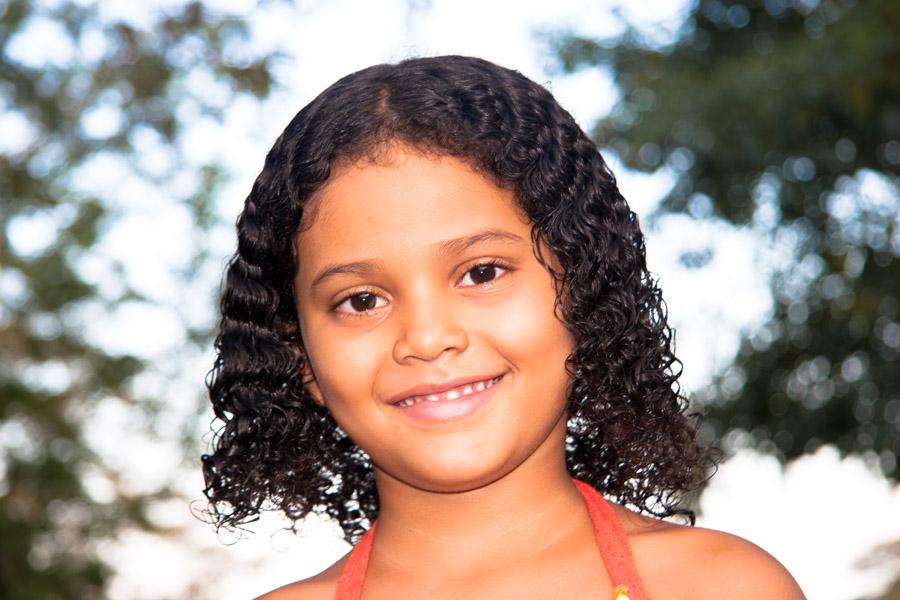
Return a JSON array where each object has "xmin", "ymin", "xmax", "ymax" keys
[{"xmin": 392, "ymin": 290, "xmax": 468, "ymax": 364}]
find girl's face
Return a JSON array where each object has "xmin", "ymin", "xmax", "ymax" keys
[{"xmin": 293, "ymin": 144, "xmax": 575, "ymax": 493}]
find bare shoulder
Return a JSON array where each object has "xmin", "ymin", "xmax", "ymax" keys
[
  {"xmin": 671, "ymin": 527, "xmax": 805, "ymax": 599},
  {"xmin": 254, "ymin": 554, "xmax": 348, "ymax": 600},
  {"xmin": 612, "ymin": 506, "xmax": 806, "ymax": 600}
]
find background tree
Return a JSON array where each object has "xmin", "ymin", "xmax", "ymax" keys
[
  {"xmin": 551, "ymin": 0, "xmax": 900, "ymax": 478},
  {"xmin": 0, "ymin": 1, "xmax": 275, "ymax": 597}
]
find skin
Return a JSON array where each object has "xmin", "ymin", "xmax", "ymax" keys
[{"xmin": 260, "ymin": 144, "xmax": 806, "ymax": 599}]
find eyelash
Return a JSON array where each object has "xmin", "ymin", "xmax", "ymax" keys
[{"xmin": 331, "ymin": 259, "xmax": 512, "ymax": 318}]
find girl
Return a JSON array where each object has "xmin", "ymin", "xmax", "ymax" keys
[{"xmin": 203, "ymin": 55, "xmax": 805, "ymax": 599}]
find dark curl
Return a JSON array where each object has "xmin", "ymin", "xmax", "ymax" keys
[{"xmin": 202, "ymin": 55, "xmax": 712, "ymax": 544}]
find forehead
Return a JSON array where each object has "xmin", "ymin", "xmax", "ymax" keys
[{"xmin": 295, "ymin": 147, "xmax": 532, "ymax": 274}]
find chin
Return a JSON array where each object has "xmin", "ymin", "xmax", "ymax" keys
[{"xmin": 396, "ymin": 452, "xmax": 519, "ymax": 494}]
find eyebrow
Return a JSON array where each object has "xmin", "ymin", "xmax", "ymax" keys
[{"xmin": 309, "ymin": 229, "xmax": 525, "ymax": 289}]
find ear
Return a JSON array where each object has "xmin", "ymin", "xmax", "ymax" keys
[
  {"xmin": 293, "ymin": 342, "xmax": 326, "ymax": 407},
  {"xmin": 301, "ymin": 367, "xmax": 325, "ymax": 408}
]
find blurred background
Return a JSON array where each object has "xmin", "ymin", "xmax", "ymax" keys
[{"xmin": 1, "ymin": 0, "xmax": 899, "ymax": 598}]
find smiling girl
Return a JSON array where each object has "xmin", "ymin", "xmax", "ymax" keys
[{"xmin": 203, "ymin": 55, "xmax": 805, "ymax": 599}]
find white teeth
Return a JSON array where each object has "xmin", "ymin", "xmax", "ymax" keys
[{"xmin": 396, "ymin": 375, "xmax": 502, "ymax": 407}]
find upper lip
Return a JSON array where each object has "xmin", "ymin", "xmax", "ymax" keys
[{"xmin": 388, "ymin": 372, "xmax": 504, "ymax": 404}]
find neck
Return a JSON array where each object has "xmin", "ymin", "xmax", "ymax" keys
[{"xmin": 368, "ymin": 418, "xmax": 592, "ymax": 576}]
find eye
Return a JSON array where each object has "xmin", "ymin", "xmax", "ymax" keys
[
  {"xmin": 458, "ymin": 260, "xmax": 510, "ymax": 287},
  {"xmin": 333, "ymin": 290, "xmax": 387, "ymax": 316}
]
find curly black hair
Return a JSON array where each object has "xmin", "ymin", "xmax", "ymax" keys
[{"xmin": 202, "ymin": 54, "xmax": 711, "ymax": 545}]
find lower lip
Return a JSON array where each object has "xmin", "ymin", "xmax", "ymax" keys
[{"xmin": 391, "ymin": 375, "xmax": 503, "ymax": 422}]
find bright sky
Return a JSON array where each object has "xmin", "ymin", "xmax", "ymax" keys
[{"xmin": 5, "ymin": 0, "xmax": 900, "ymax": 598}]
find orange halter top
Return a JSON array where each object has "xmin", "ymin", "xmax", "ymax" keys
[{"xmin": 333, "ymin": 478, "xmax": 651, "ymax": 600}]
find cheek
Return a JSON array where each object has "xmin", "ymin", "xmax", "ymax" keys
[
  {"xmin": 298, "ymin": 311, "xmax": 365, "ymax": 402},
  {"xmin": 312, "ymin": 332, "xmax": 384, "ymax": 403},
  {"xmin": 492, "ymin": 277, "xmax": 573, "ymax": 365}
]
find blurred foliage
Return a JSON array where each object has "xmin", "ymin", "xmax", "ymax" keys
[
  {"xmin": 860, "ymin": 539, "xmax": 900, "ymax": 599},
  {"xmin": 873, "ymin": 578, "xmax": 900, "ymax": 600},
  {"xmin": 552, "ymin": 0, "xmax": 900, "ymax": 478},
  {"xmin": 0, "ymin": 0, "xmax": 275, "ymax": 597}
]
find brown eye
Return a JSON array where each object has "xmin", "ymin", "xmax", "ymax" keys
[
  {"xmin": 459, "ymin": 262, "xmax": 508, "ymax": 287},
  {"xmin": 334, "ymin": 291, "xmax": 386, "ymax": 316},
  {"xmin": 349, "ymin": 292, "xmax": 378, "ymax": 312}
]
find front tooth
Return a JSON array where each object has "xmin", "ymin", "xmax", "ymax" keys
[
  {"xmin": 474, "ymin": 381, "xmax": 485, "ymax": 392},
  {"xmin": 425, "ymin": 394, "xmax": 440, "ymax": 402},
  {"xmin": 445, "ymin": 389, "xmax": 460, "ymax": 400},
  {"xmin": 462, "ymin": 385, "xmax": 473, "ymax": 395}
]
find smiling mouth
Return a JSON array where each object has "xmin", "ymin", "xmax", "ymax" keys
[{"xmin": 394, "ymin": 375, "xmax": 504, "ymax": 408}]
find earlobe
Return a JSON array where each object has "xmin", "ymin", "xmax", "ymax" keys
[
  {"xmin": 303, "ymin": 373, "xmax": 326, "ymax": 407},
  {"xmin": 294, "ymin": 343, "xmax": 327, "ymax": 407},
  {"xmin": 299, "ymin": 362, "xmax": 326, "ymax": 407}
]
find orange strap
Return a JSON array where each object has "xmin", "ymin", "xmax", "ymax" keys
[
  {"xmin": 572, "ymin": 478, "xmax": 651, "ymax": 600},
  {"xmin": 333, "ymin": 520, "xmax": 377, "ymax": 600}
]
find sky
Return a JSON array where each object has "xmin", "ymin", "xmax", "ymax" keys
[{"xmin": 5, "ymin": 0, "xmax": 900, "ymax": 598}]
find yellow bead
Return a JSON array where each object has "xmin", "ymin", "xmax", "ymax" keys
[{"xmin": 613, "ymin": 584, "xmax": 630, "ymax": 600}]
